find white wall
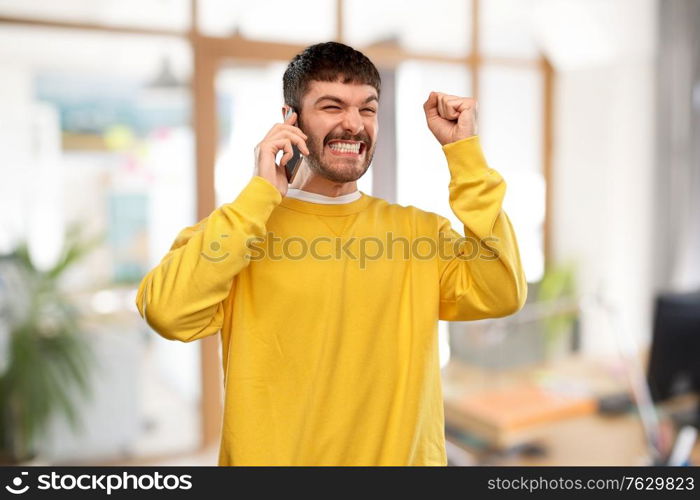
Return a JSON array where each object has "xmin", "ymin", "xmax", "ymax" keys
[
  {"xmin": 0, "ymin": 67, "xmax": 34, "ymax": 252},
  {"xmin": 537, "ymin": 0, "xmax": 658, "ymax": 354}
]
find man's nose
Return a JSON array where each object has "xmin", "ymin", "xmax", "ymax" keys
[{"xmin": 341, "ymin": 108, "xmax": 364, "ymax": 135}]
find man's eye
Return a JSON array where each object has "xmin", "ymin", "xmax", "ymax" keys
[
  {"xmin": 362, "ymin": 108, "xmax": 377, "ymax": 114},
  {"xmin": 323, "ymin": 106, "xmax": 341, "ymax": 110}
]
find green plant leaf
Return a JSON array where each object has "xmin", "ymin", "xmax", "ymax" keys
[{"xmin": 0, "ymin": 224, "xmax": 99, "ymax": 459}]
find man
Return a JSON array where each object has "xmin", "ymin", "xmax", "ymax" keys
[{"xmin": 136, "ymin": 42, "xmax": 527, "ymax": 466}]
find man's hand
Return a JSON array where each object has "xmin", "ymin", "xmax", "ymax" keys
[
  {"xmin": 423, "ymin": 92, "xmax": 478, "ymax": 146},
  {"xmin": 254, "ymin": 111, "xmax": 310, "ymax": 197}
]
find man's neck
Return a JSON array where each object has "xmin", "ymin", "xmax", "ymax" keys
[{"xmin": 288, "ymin": 165, "xmax": 358, "ymax": 197}]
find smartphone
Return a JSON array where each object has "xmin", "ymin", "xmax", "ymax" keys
[{"xmin": 283, "ymin": 107, "xmax": 303, "ymax": 183}]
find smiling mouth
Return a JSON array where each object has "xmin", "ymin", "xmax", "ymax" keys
[
  {"xmin": 326, "ymin": 140, "xmax": 366, "ymax": 157},
  {"xmin": 200, "ymin": 252, "xmax": 230, "ymax": 262}
]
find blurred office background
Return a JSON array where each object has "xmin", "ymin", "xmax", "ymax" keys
[{"xmin": 0, "ymin": 0, "xmax": 698, "ymax": 466}]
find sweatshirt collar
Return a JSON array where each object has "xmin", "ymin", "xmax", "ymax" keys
[
  {"xmin": 279, "ymin": 191, "xmax": 372, "ymax": 216},
  {"xmin": 285, "ymin": 188, "xmax": 362, "ymax": 204}
]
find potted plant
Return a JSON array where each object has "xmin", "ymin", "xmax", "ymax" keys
[
  {"xmin": 536, "ymin": 261, "xmax": 579, "ymax": 360},
  {"xmin": 0, "ymin": 224, "xmax": 101, "ymax": 464}
]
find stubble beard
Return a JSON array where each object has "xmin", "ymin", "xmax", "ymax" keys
[{"xmin": 298, "ymin": 115, "xmax": 376, "ymax": 184}]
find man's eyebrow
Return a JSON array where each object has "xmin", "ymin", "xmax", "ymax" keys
[{"xmin": 314, "ymin": 95, "xmax": 379, "ymax": 106}]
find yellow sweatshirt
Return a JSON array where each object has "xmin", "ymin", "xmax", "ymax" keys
[{"xmin": 136, "ymin": 135, "xmax": 527, "ymax": 466}]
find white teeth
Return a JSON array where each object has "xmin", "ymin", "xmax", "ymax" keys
[{"xmin": 329, "ymin": 142, "xmax": 361, "ymax": 154}]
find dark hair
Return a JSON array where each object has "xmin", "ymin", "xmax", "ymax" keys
[{"xmin": 283, "ymin": 41, "xmax": 381, "ymax": 112}]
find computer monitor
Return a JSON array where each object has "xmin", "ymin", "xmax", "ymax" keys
[{"xmin": 647, "ymin": 289, "xmax": 700, "ymax": 428}]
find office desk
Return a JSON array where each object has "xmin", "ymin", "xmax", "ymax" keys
[{"xmin": 442, "ymin": 356, "xmax": 700, "ymax": 466}]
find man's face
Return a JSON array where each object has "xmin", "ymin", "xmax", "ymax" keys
[{"xmin": 296, "ymin": 80, "xmax": 379, "ymax": 183}]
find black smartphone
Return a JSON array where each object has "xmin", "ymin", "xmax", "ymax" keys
[{"xmin": 283, "ymin": 107, "xmax": 303, "ymax": 183}]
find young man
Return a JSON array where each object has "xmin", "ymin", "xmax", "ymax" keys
[{"xmin": 136, "ymin": 42, "xmax": 527, "ymax": 466}]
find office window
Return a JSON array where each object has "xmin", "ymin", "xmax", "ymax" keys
[
  {"xmin": 197, "ymin": 0, "xmax": 336, "ymax": 43},
  {"xmin": 395, "ymin": 61, "xmax": 472, "ymax": 230},
  {"xmin": 0, "ymin": 0, "xmax": 189, "ymax": 31},
  {"xmin": 214, "ymin": 62, "xmax": 287, "ymax": 206},
  {"xmin": 480, "ymin": 0, "xmax": 540, "ymax": 58},
  {"xmin": 479, "ymin": 64, "xmax": 545, "ymax": 282},
  {"xmin": 0, "ymin": 25, "xmax": 201, "ymax": 462},
  {"xmin": 343, "ymin": 0, "xmax": 471, "ymax": 57}
]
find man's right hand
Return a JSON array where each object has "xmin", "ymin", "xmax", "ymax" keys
[{"xmin": 254, "ymin": 111, "xmax": 310, "ymax": 197}]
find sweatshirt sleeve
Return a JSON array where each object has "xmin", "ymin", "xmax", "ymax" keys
[
  {"xmin": 135, "ymin": 176, "xmax": 282, "ymax": 342},
  {"xmin": 437, "ymin": 135, "xmax": 528, "ymax": 321}
]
